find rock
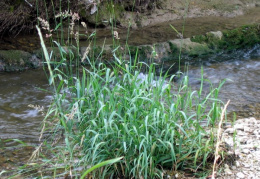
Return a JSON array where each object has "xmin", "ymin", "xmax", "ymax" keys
[
  {"xmin": 224, "ymin": 138, "xmax": 234, "ymax": 147},
  {"xmin": 224, "ymin": 164, "xmax": 233, "ymax": 175},
  {"xmin": 255, "ymin": 151, "xmax": 260, "ymax": 155},
  {"xmin": 235, "ymin": 149, "xmax": 241, "ymax": 155},
  {"xmin": 206, "ymin": 31, "xmax": 223, "ymax": 40},
  {"xmin": 234, "ymin": 124, "xmax": 244, "ymax": 130},
  {"xmin": 236, "ymin": 161, "xmax": 241, "ymax": 167},
  {"xmin": 253, "ymin": 129, "xmax": 260, "ymax": 135},
  {"xmin": 169, "ymin": 38, "xmax": 211, "ymax": 57},
  {"xmin": 0, "ymin": 50, "xmax": 41, "ymax": 72},
  {"xmin": 244, "ymin": 126, "xmax": 252, "ymax": 132},
  {"xmin": 225, "ymin": 128, "xmax": 235, "ymax": 134},
  {"xmin": 237, "ymin": 130, "xmax": 246, "ymax": 136},
  {"xmin": 239, "ymin": 137, "xmax": 248, "ymax": 144},
  {"xmin": 231, "ymin": 166, "xmax": 237, "ymax": 170},
  {"xmin": 223, "ymin": 122, "xmax": 232, "ymax": 128},
  {"xmin": 243, "ymin": 164, "xmax": 250, "ymax": 168}
]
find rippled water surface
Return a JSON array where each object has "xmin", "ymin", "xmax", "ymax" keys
[
  {"xmin": 0, "ymin": 70, "xmax": 51, "ymax": 144},
  {"xmin": 187, "ymin": 57, "xmax": 260, "ymax": 118}
]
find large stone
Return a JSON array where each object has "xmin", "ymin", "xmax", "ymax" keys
[
  {"xmin": 206, "ymin": 31, "xmax": 223, "ymax": 40},
  {"xmin": 169, "ymin": 38, "xmax": 211, "ymax": 57},
  {"xmin": 0, "ymin": 50, "xmax": 41, "ymax": 72}
]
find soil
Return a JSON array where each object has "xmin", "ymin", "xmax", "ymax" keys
[{"xmin": 92, "ymin": 0, "xmax": 260, "ymax": 28}]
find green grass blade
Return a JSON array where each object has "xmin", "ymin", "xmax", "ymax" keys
[{"xmin": 80, "ymin": 157, "xmax": 123, "ymax": 179}]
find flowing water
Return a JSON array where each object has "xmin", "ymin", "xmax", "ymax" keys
[
  {"xmin": 0, "ymin": 46, "xmax": 259, "ymax": 147},
  {"xmin": 0, "ymin": 70, "xmax": 51, "ymax": 145},
  {"xmin": 186, "ymin": 46, "xmax": 260, "ymax": 119}
]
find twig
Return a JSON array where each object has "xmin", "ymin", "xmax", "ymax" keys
[{"xmin": 212, "ymin": 100, "xmax": 230, "ymax": 179}]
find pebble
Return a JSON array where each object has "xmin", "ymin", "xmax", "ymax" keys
[
  {"xmin": 225, "ymin": 128, "xmax": 234, "ymax": 134},
  {"xmin": 231, "ymin": 166, "xmax": 236, "ymax": 170},
  {"xmin": 244, "ymin": 126, "xmax": 252, "ymax": 132},
  {"xmin": 242, "ymin": 149, "xmax": 250, "ymax": 154},
  {"xmin": 236, "ymin": 172, "xmax": 245, "ymax": 178},
  {"xmin": 234, "ymin": 124, "xmax": 244, "ymax": 130},
  {"xmin": 224, "ymin": 164, "xmax": 233, "ymax": 175},
  {"xmin": 243, "ymin": 164, "xmax": 250, "ymax": 168},
  {"xmin": 236, "ymin": 161, "xmax": 240, "ymax": 167},
  {"xmin": 219, "ymin": 117, "xmax": 260, "ymax": 179}
]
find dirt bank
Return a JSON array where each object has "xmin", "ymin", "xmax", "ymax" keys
[{"xmin": 74, "ymin": 0, "xmax": 260, "ymax": 28}]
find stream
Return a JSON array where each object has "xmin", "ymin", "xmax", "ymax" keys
[
  {"xmin": 0, "ymin": 46, "xmax": 259, "ymax": 147},
  {"xmin": 0, "ymin": 70, "xmax": 51, "ymax": 145}
]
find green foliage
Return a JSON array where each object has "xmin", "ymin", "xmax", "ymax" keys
[
  {"xmin": 191, "ymin": 24, "xmax": 260, "ymax": 52},
  {"xmin": 26, "ymin": 1, "xmax": 226, "ymax": 178},
  {"xmin": 36, "ymin": 30, "xmax": 225, "ymax": 178},
  {"xmin": 221, "ymin": 24, "xmax": 260, "ymax": 50},
  {"xmin": 80, "ymin": 157, "xmax": 123, "ymax": 179},
  {"xmin": 190, "ymin": 34, "xmax": 207, "ymax": 44}
]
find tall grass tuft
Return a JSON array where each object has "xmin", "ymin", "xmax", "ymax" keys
[{"xmin": 30, "ymin": 1, "xmax": 227, "ymax": 178}]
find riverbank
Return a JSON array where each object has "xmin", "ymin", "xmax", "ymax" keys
[
  {"xmin": 1, "ymin": 2, "xmax": 260, "ymax": 72},
  {"xmin": 0, "ymin": 23, "xmax": 259, "ymax": 72}
]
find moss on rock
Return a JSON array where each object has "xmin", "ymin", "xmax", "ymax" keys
[
  {"xmin": 80, "ymin": 1, "xmax": 125, "ymax": 27},
  {"xmin": 191, "ymin": 24, "xmax": 260, "ymax": 52},
  {"xmin": 221, "ymin": 24, "xmax": 260, "ymax": 50},
  {"xmin": 0, "ymin": 50, "xmax": 41, "ymax": 72},
  {"xmin": 169, "ymin": 38, "xmax": 212, "ymax": 58}
]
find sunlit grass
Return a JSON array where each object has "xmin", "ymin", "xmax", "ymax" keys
[
  {"xmin": 33, "ymin": 24, "xmax": 225, "ymax": 178},
  {"xmin": 5, "ymin": 1, "xmax": 228, "ymax": 178}
]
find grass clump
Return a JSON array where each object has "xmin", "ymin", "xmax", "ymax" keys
[
  {"xmin": 16, "ymin": 1, "xmax": 227, "ymax": 178},
  {"xmin": 35, "ymin": 28, "xmax": 226, "ymax": 178}
]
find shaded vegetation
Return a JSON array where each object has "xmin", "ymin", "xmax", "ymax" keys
[
  {"xmin": 0, "ymin": 0, "xmax": 159, "ymax": 36},
  {"xmin": 0, "ymin": 0, "xmax": 78, "ymax": 36}
]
